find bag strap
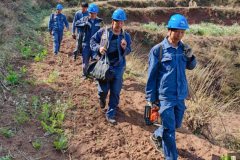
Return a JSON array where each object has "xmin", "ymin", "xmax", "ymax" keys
[{"xmin": 158, "ymin": 43, "xmax": 162, "ymax": 68}]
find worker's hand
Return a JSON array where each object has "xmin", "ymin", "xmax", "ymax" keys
[
  {"xmin": 99, "ymin": 47, "xmax": 107, "ymax": 55},
  {"xmin": 49, "ymin": 31, "xmax": 52, "ymax": 35},
  {"xmin": 67, "ymin": 28, "xmax": 70, "ymax": 31},
  {"xmin": 72, "ymin": 33, "xmax": 76, "ymax": 40},
  {"xmin": 121, "ymin": 39, "xmax": 127, "ymax": 50},
  {"xmin": 183, "ymin": 42, "xmax": 193, "ymax": 58},
  {"xmin": 148, "ymin": 101, "xmax": 158, "ymax": 108},
  {"xmin": 86, "ymin": 22, "xmax": 92, "ymax": 28}
]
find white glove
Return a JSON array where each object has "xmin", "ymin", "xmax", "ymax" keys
[
  {"xmin": 86, "ymin": 22, "xmax": 92, "ymax": 28},
  {"xmin": 148, "ymin": 102, "xmax": 158, "ymax": 108},
  {"xmin": 183, "ymin": 42, "xmax": 193, "ymax": 58}
]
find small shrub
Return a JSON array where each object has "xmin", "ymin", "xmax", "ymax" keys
[
  {"xmin": 32, "ymin": 139, "xmax": 42, "ymax": 148},
  {"xmin": 12, "ymin": 112, "xmax": 29, "ymax": 125},
  {"xmin": 20, "ymin": 65, "xmax": 27, "ymax": 77},
  {"xmin": 1, "ymin": 129, "xmax": 14, "ymax": 137},
  {"xmin": 0, "ymin": 156, "xmax": 11, "ymax": 160},
  {"xmin": 5, "ymin": 72, "xmax": 20, "ymax": 85},
  {"xmin": 54, "ymin": 136, "xmax": 68, "ymax": 150}
]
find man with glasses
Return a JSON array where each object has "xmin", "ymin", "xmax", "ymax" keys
[{"xmin": 90, "ymin": 9, "xmax": 132, "ymax": 125}]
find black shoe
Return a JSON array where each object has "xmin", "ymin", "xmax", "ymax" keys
[
  {"xmin": 54, "ymin": 52, "xmax": 58, "ymax": 55},
  {"xmin": 107, "ymin": 117, "xmax": 117, "ymax": 125},
  {"xmin": 99, "ymin": 100, "xmax": 106, "ymax": 109},
  {"xmin": 150, "ymin": 134, "xmax": 163, "ymax": 152}
]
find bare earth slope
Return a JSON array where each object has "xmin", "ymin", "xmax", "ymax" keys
[{"xmin": 28, "ymin": 28, "xmax": 229, "ymax": 159}]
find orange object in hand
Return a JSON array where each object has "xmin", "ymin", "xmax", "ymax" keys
[{"xmin": 150, "ymin": 106, "xmax": 160, "ymax": 122}]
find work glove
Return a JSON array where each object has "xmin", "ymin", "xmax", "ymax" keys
[
  {"xmin": 183, "ymin": 42, "xmax": 193, "ymax": 58},
  {"xmin": 86, "ymin": 22, "xmax": 92, "ymax": 28},
  {"xmin": 148, "ymin": 101, "xmax": 158, "ymax": 109}
]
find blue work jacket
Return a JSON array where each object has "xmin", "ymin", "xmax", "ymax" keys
[
  {"xmin": 72, "ymin": 10, "xmax": 89, "ymax": 34},
  {"xmin": 145, "ymin": 36, "xmax": 196, "ymax": 102},
  {"xmin": 75, "ymin": 17, "xmax": 103, "ymax": 47},
  {"xmin": 90, "ymin": 27, "xmax": 132, "ymax": 67},
  {"xmin": 48, "ymin": 13, "xmax": 69, "ymax": 32}
]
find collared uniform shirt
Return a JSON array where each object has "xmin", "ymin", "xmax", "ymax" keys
[
  {"xmin": 72, "ymin": 10, "xmax": 89, "ymax": 34},
  {"xmin": 48, "ymin": 13, "xmax": 69, "ymax": 31},
  {"xmin": 90, "ymin": 27, "xmax": 132, "ymax": 67},
  {"xmin": 145, "ymin": 36, "xmax": 196, "ymax": 102},
  {"xmin": 75, "ymin": 17, "xmax": 103, "ymax": 47}
]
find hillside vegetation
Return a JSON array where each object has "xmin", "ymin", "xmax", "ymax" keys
[{"xmin": 0, "ymin": 0, "xmax": 240, "ymax": 159}]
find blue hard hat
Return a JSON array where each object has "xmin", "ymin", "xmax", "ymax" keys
[
  {"xmin": 111, "ymin": 9, "xmax": 127, "ymax": 21},
  {"xmin": 88, "ymin": 4, "xmax": 99, "ymax": 13},
  {"xmin": 167, "ymin": 14, "xmax": 190, "ymax": 29},
  {"xmin": 56, "ymin": 4, "xmax": 63, "ymax": 10}
]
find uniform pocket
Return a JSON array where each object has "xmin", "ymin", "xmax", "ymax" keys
[{"xmin": 161, "ymin": 54, "xmax": 173, "ymax": 72}]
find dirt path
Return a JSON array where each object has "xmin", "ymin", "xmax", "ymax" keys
[{"xmin": 24, "ymin": 28, "xmax": 230, "ymax": 159}]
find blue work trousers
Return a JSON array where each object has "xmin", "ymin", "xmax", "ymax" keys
[
  {"xmin": 52, "ymin": 31, "xmax": 63, "ymax": 53},
  {"xmin": 97, "ymin": 66, "xmax": 124, "ymax": 118},
  {"xmin": 154, "ymin": 100, "xmax": 186, "ymax": 160},
  {"xmin": 82, "ymin": 46, "xmax": 97, "ymax": 76}
]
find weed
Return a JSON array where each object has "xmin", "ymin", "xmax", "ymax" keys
[
  {"xmin": 65, "ymin": 31, "xmax": 72, "ymax": 35},
  {"xmin": 82, "ymin": 97, "xmax": 87, "ymax": 107},
  {"xmin": 34, "ymin": 46, "xmax": 47, "ymax": 61},
  {"xmin": 96, "ymin": 138, "xmax": 100, "ymax": 143},
  {"xmin": 1, "ymin": 128, "xmax": 14, "ymax": 137},
  {"xmin": 54, "ymin": 135, "xmax": 68, "ymax": 150},
  {"xmin": 90, "ymin": 109, "xmax": 95, "ymax": 112},
  {"xmin": 20, "ymin": 46, "xmax": 33, "ymax": 59},
  {"xmin": 221, "ymin": 156, "xmax": 234, "ymax": 160},
  {"xmin": 30, "ymin": 96, "xmax": 40, "ymax": 117},
  {"xmin": 32, "ymin": 139, "xmax": 42, "ymax": 148},
  {"xmin": 20, "ymin": 65, "xmax": 27, "ymax": 77},
  {"xmin": 36, "ymin": 65, "xmax": 43, "ymax": 69},
  {"xmin": 12, "ymin": 112, "xmax": 29, "ymax": 125},
  {"xmin": 47, "ymin": 69, "xmax": 59, "ymax": 83},
  {"xmin": 39, "ymin": 103, "xmax": 51, "ymax": 121},
  {"xmin": 0, "ymin": 156, "xmax": 11, "ymax": 160},
  {"xmin": 8, "ymin": 65, "xmax": 13, "ymax": 70},
  {"xmin": 5, "ymin": 72, "xmax": 20, "ymax": 85}
]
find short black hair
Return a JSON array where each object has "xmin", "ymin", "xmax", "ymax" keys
[{"xmin": 81, "ymin": 2, "xmax": 88, "ymax": 7}]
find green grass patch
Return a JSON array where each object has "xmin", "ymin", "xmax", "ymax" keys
[{"xmin": 141, "ymin": 22, "xmax": 240, "ymax": 36}]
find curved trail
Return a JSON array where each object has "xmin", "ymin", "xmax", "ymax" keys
[{"xmin": 25, "ymin": 27, "xmax": 230, "ymax": 159}]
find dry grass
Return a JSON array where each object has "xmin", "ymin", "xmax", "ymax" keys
[{"xmin": 124, "ymin": 28, "xmax": 240, "ymax": 150}]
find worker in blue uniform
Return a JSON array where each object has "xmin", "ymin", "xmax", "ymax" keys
[
  {"xmin": 48, "ymin": 4, "xmax": 69, "ymax": 55},
  {"xmin": 72, "ymin": 2, "xmax": 89, "ymax": 61},
  {"xmin": 75, "ymin": 3, "xmax": 103, "ymax": 79},
  {"xmin": 90, "ymin": 9, "xmax": 132, "ymax": 125},
  {"xmin": 145, "ymin": 14, "xmax": 197, "ymax": 160}
]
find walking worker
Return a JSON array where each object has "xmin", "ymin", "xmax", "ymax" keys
[
  {"xmin": 72, "ymin": 2, "xmax": 89, "ymax": 60},
  {"xmin": 145, "ymin": 14, "xmax": 196, "ymax": 160},
  {"xmin": 90, "ymin": 9, "xmax": 131, "ymax": 125},
  {"xmin": 75, "ymin": 3, "xmax": 103, "ymax": 79},
  {"xmin": 48, "ymin": 4, "xmax": 69, "ymax": 55}
]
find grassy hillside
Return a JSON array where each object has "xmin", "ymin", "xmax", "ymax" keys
[{"xmin": 0, "ymin": 0, "xmax": 240, "ymax": 159}]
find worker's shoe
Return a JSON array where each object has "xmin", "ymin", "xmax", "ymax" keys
[
  {"xmin": 107, "ymin": 117, "xmax": 117, "ymax": 125},
  {"xmin": 99, "ymin": 100, "xmax": 106, "ymax": 109},
  {"xmin": 150, "ymin": 134, "xmax": 163, "ymax": 152},
  {"xmin": 93, "ymin": 78, "xmax": 98, "ymax": 84},
  {"xmin": 54, "ymin": 52, "xmax": 58, "ymax": 55},
  {"xmin": 83, "ymin": 76, "xmax": 87, "ymax": 80},
  {"xmin": 73, "ymin": 55, "xmax": 77, "ymax": 61}
]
